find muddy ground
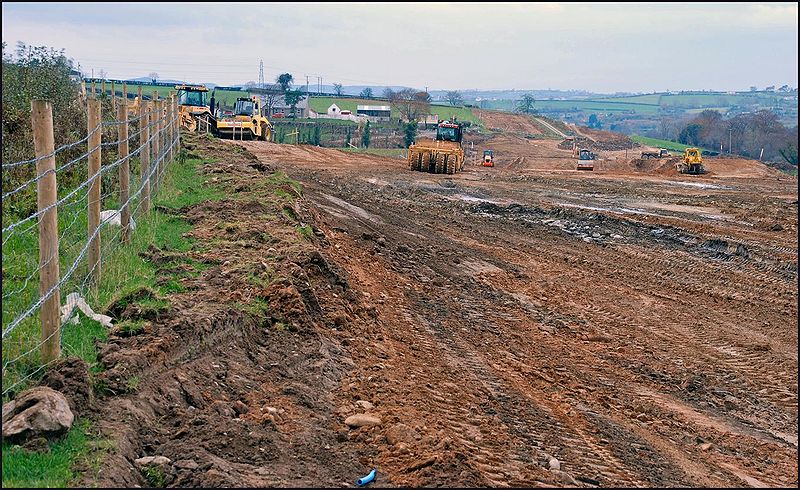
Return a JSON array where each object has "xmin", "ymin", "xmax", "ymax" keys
[{"xmin": 82, "ymin": 114, "xmax": 797, "ymax": 487}]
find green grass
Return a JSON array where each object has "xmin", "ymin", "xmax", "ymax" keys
[
  {"xmin": 2, "ymin": 148, "xmax": 223, "ymax": 488},
  {"xmin": 92, "ymin": 83, "xmax": 248, "ymax": 108},
  {"xmin": 1, "ymin": 420, "xmax": 111, "ymax": 488},
  {"xmin": 630, "ymin": 135, "xmax": 713, "ymax": 153},
  {"xmin": 307, "ymin": 96, "xmax": 480, "ymax": 124}
]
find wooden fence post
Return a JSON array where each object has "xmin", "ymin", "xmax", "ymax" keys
[
  {"xmin": 91, "ymin": 80, "xmax": 96, "ymax": 98},
  {"xmin": 151, "ymin": 94, "xmax": 161, "ymax": 194},
  {"xmin": 123, "ymin": 82, "xmax": 128, "ymax": 102},
  {"xmin": 117, "ymin": 101, "xmax": 131, "ymax": 243},
  {"xmin": 31, "ymin": 100, "xmax": 61, "ymax": 364},
  {"xmin": 141, "ymin": 100, "xmax": 151, "ymax": 214},
  {"xmin": 169, "ymin": 92, "xmax": 177, "ymax": 165},
  {"xmin": 87, "ymin": 99, "xmax": 102, "ymax": 287},
  {"xmin": 101, "ymin": 79, "xmax": 106, "ymax": 97},
  {"xmin": 137, "ymin": 85, "xmax": 142, "ymax": 113},
  {"xmin": 111, "ymin": 80, "xmax": 116, "ymax": 115}
]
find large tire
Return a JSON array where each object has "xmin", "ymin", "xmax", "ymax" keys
[
  {"xmin": 423, "ymin": 152, "xmax": 433, "ymax": 173},
  {"xmin": 435, "ymin": 153, "xmax": 444, "ymax": 174}
]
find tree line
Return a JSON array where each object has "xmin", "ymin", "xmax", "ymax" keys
[{"xmin": 672, "ymin": 109, "xmax": 797, "ymax": 165}]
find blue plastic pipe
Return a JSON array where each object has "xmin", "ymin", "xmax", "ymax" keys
[{"xmin": 356, "ymin": 469, "xmax": 377, "ymax": 486}]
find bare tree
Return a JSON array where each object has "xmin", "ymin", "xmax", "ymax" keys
[
  {"xmin": 445, "ymin": 90, "xmax": 463, "ymax": 106},
  {"xmin": 244, "ymin": 80, "xmax": 258, "ymax": 89},
  {"xmin": 264, "ymin": 91, "xmax": 281, "ymax": 116},
  {"xmin": 390, "ymin": 88, "xmax": 431, "ymax": 122},
  {"xmin": 333, "ymin": 83, "xmax": 344, "ymax": 96},
  {"xmin": 359, "ymin": 87, "xmax": 373, "ymax": 98},
  {"xmin": 148, "ymin": 71, "xmax": 159, "ymax": 83},
  {"xmin": 97, "ymin": 69, "xmax": 108, "ymax": 79}
]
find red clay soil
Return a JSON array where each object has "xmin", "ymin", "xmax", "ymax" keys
[
  {"xmin": 476, "ymin": 109, "xmax": 544, "ymax": 135},
  {"xmin": 76, "ymin": 112, "xmax": 797, "ymax": 488}
]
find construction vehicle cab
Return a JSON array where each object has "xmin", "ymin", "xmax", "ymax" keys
[
  {"xmin": 408, "ymin": 120, "xmax": 466, "ymax": 174},
  {"xmin": 176, "ymin": 84, "xmax": 214, "ymax": 132},
  {"xmin": 214, "ymin": 96, "xmax": 272, "ymax": 141},
  {"xmin": 642, "ymin": 148, "xmax": 670, "ymax": 159},
  {"xmin": 677, "ymin": 147, "xmax": 704, "ymax": 174},
  {"xmin": 483, "ymin": 149, "xmax": 494, "ymax": 167},
  {"xmin": 576, "ymin": 148, "xmax": 595, "ymax": 171}
]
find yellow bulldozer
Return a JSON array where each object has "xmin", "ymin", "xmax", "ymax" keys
[
  {"xmin": 214, "ymin": 96, "xmax": 272, "ymax": 140},
  {"xmin": 676, "ymin": 147, "xmax": 705, "ymax": 174},
  {"xmin": 408, "ymin": 121, "xmax": 465, "ymax": 174},
  {"xmin": 176, "ymin": 84, "xmax": 215, "ymax": 132}
]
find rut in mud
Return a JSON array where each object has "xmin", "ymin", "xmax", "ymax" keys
[{"xmin": 81, "ymin": 116, "xmax": 796, "ymax": 488}]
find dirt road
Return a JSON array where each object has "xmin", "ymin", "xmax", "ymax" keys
[
  {"xmin": 239, "ymin": 133, "xmax": 797, "ymax": 487},
  {"xmin": 84, "ymin": 120, "xmax": 796, "ymax": 487}
]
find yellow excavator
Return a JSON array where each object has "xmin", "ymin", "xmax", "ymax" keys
[
  {"xmin": 176, "ymin": 84, "xmax": 215, "ymax": 132},
  {"xmin": 215, "ymin": 96, "xmax": 272, "ymax": 140},
  {"xmin": 676, "ymin": 147, "xmax": 704, "ymax": 174},
  {"xmin": 408, "ymin": 120, "xmax": 465, "ymax": 174}
]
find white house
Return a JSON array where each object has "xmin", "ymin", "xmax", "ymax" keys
[{"xmin": 327, "ymin": 103, "xmax": 341, "ymax": 116}]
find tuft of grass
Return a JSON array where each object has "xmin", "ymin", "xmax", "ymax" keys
[
  {"xmin": 141, "ymin": 464, "xmax": 166, "ymax": 488},
  {"xmin": 0, "ymin": 420, "xmax": 110, "ymax": 488},
  {"xmin": 297, "ymin": 224, "xmax": 313, "ymax": 241}
]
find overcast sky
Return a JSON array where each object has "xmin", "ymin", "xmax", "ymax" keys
[{"xmin": 2, "ymin": 2, "xmax": 797, "ymax": 93}]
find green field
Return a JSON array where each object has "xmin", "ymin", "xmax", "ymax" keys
[
  {"xmin": 307, "ymin": 96, "xmax": 480, "ymax": 124},
  {"xmin": 91, "ymin": 83, "xmax": 248, "ymax": 106},
  {"xmin": 630, "ymin": 135, "xmax": 713, "ymax": 153}
]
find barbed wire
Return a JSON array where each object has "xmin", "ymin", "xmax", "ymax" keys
[
  {"xmin": 2, "ymin": 113, "xmax": 176, "ymax": 235},
  {"xmin": 2, "ymin": 118, "xmax": 178, "ymax": 340},
  {"xmin": 1, "ymin": 124, "xmax": 102, "ymax": 170}
]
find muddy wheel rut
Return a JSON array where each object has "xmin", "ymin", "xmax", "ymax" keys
[
  {"xmin": 77, "ymin": 134, "xmax": 796, "ymax": 488},
  {"xmin": 237, "ymin": 139, "xmax": 795, "ymax": 488}
]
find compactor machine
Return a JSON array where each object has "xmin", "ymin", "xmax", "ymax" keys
[
  {"xmin": 576, "ymin": 148, "xmax": 595, "ymax": 171},
  {"xmin": 482, "ymin": 149, "xmax": 495, "ymax": 167},
  {"xmin": 676, "ymin": 147, "xmax": 705, "ymax": 174},
  {"xmin": 176, "ymin": 84, "xmax": 215, "ymax": 132},
  {"xmin": 408, "ymin": 120, "xmax": 465, "ymax": 174},
  {"xmin": 214, "ymin": 96, "xmax": 272, "ymax": 140}
]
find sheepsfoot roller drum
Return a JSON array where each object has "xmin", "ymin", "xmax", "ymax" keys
[{"xmin": 408, "ymin": 121, "xmax": 466, "ymax": 175}]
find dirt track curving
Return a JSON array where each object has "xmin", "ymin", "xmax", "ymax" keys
[{"xmin": 84, "ymin": 111, "xmax": 797, "ymax": 487}]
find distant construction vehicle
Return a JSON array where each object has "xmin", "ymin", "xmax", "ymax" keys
[
  {"xmin": 408, "ymin": 120, "xmax": 466, "ymax": 174},
  {"xmin": 176, "ymin": 84, "xmax": 217, "ymax": 133},
  {"xmin": 214, "ymin": 96, "xmax": 272, "ymax": 140},
  {"xmin": 482, "ymin": 149, "xmax": 494, "ymax": 167},
  {"xmin": 641, "ymin": 148, "xmax": 670, "ymax": 159},
  {"xmin": 576, "ymin": 148, "xmax": 595, "ymax": 171},
  {"xmin": 676, "ymin": 147, "xmax": 705, "ymax": 174}
]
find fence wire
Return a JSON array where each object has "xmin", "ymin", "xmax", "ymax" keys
[{"xmin": 2, "ymin": 97, "xmax": 181, "ymax": 397}]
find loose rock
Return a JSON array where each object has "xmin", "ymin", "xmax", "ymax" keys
[
  {"xmin": 2, "ymin": 386, "xmax": 74, "ymax": 442},
  {"xmin": 344, "ymin": 414, "xmax": 382, "ymax": 428}
]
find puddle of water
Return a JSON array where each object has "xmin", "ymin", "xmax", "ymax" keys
[
  {"xmin": 454, "ymin": 194, "xmax": 499, "ymax": 204},
  {"xmin": 666, "ymin": 181, "xmax": 727, "ymax": 190}
]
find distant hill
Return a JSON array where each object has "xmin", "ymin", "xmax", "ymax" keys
[{"xmin": 126, "ymin": 76, "xmax": 186, "ymax": 84}]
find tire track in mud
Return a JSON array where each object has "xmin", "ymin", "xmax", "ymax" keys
[{"xmin": 243, "ymin": 139, "xmax": 797, "ymax": 487}]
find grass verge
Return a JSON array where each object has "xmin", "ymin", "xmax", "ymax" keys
[{"xmin": 1, "ymin": 148, "xmax": 222, "ymax": 488}]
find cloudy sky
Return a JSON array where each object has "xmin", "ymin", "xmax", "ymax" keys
[{"xmin": 2, "ymin": 2, "xmax": 797, "ymax": 93}]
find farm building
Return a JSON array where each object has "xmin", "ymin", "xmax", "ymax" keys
[
  {"xmin": 327, "ymin": 103, "xmax": 342, "ymax": 116},
  {"xmin": 357, "ymin": 105, "xmax": 391, "ymax": 122}
]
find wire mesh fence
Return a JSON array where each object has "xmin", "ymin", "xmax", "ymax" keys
[{"xmin": 2, "ymin": 89, "xmax": 181, "ymax": 398}]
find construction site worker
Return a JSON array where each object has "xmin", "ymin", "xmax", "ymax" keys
[{"xmin": 210, "ymin": 91, "xmax": 216, "ymax": 114}]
